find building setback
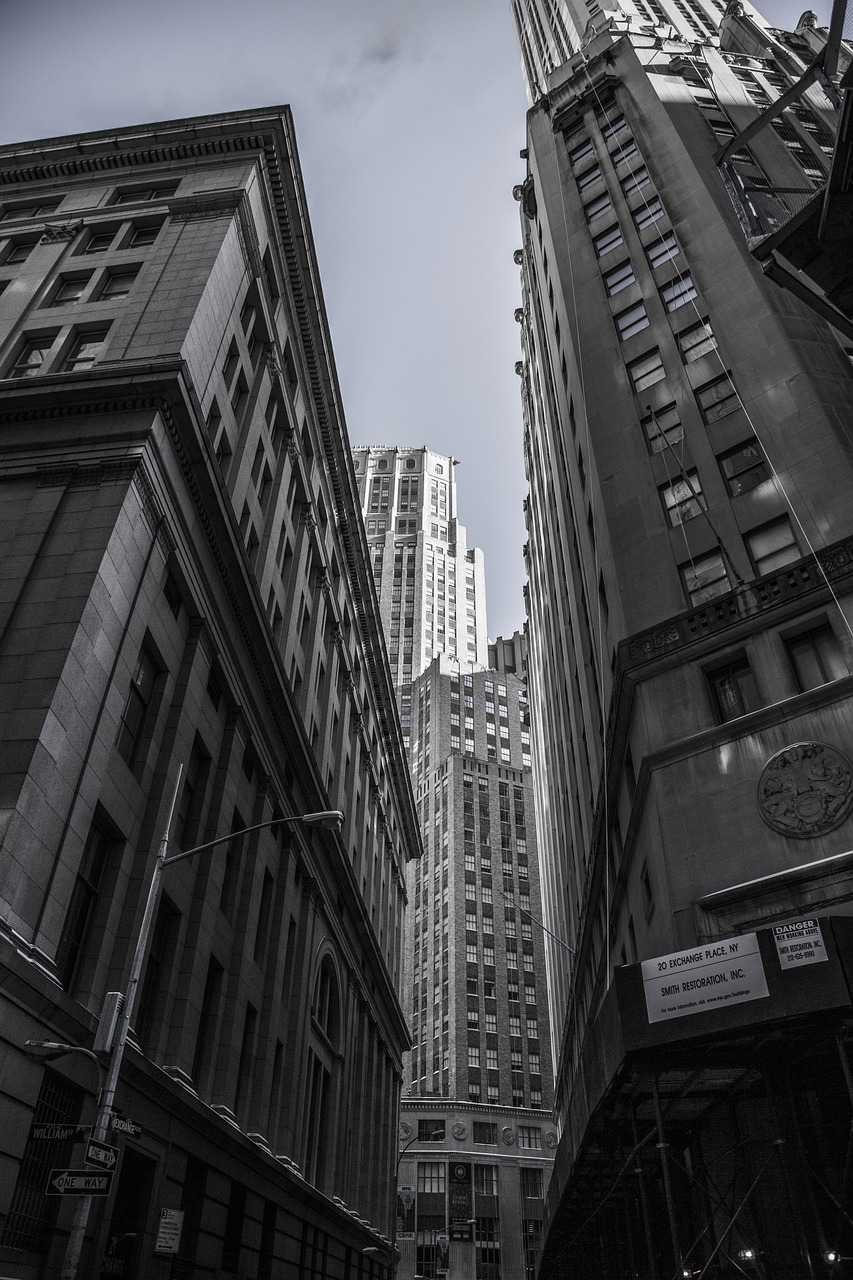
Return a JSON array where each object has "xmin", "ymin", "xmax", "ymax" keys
[
  {"xmin": 354, "ymin": 449, "xmax": 556, "ymax": 1279},
  {"xmin": 511, "ymin": 0, "xmax": 853, "ymax": 1275},
  {"xmin": 0, "ymin": 109, "xmax": 421, "ymax": 1280}
]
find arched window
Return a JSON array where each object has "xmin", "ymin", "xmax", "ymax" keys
[
  {"xmin": 303, "ymin": 955, "xmax": 342, "ymax": 1189},
  {"xmin": 312, "ymin": 958, "xmax": 340, "ymax": 1046}
]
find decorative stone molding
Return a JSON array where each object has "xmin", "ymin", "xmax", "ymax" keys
[
  {"xmin": 399, "ymin": 1121, "xmax": 413, "ymax": 1141},
  {"xmin": 757, "ymin": 741, "xmax": 853, "ymax": 838},
  {"xmin": 451, "ymin": 1122, "xmax": 467, "ymax": 1141},
  {"xmin": 501, "ymin": 1126, "xmax": 516, "ymax": 1145},
  {"xmin": 40, "ymin": 220, "xmax": 83, "ymax": 243}
]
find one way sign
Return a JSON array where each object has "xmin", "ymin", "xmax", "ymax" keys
[
  {"xmin": 85, "ymin": 1138, "xmax": 119, "ymax": 1171},
  {"xmin": 46, "ymin": 1168, "xmax": 114, "ymax": 1196}
]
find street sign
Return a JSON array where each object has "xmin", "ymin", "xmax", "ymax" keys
[
  {"xmin": 32, "ymin": 1124, "xmax": 89, "ymax": 1142},
  {"xmin": 155, "ymin": 1207, "xmax": 185, "ymax": 1255},
  {"xmin": 110, "ymin": 1115, "xmax": 142, "ymax": 1139},
  {"xmin": 46, "ymin": 1168, "xmax": 114, "ymax": 1196},
  {"xmin": 85, "ymin": 1138, "xmax": 119, "ymax": 1170}
]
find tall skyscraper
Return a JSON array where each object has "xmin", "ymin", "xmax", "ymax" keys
[
  {"xmin": 351, "ymin": 446, "xmax": 489, "ymax": 688},
  {"xmin": 511, "ymin": 0, "xmax": 853, "ymax": 1274},
  {"xmin": 0, "ymin": 109, "xmax": 419, "ymax": 1279},
  {"xmin": 354, "ymin": 448, "xmax": 556, "ymax": 1280}
]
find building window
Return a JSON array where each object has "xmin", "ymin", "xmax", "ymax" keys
[
  {"xmin": 642, "ymin": 403, "xmax": 683, "ymax": 453},
  {"xmin": 82, "ymin": 228, "xmax": 116, "ymax": 254},
  {"xmin": 612, "ymin": 139, "xmax": 639, "ymax": 165},
  {"xmin": 48, "ymin": 274, "xmax": 91, "ymax": 305},
  {"xmin": 660, "ymin": 272, "xmax": 698, "ymax": 311},
  {"xmin": 696, "ymin": 373, "xmax": 739, "ymax": 422},
  {"xmin": 519, "ymin": 1126, "xmax": 542, "ymax": 1149},
  {"xmin": 468, "ymin": 1046, "xmax": 481, "ymax": 1067},
  {"xmin": 474, "ymin": 1164, "xmax": 498, "ymax": 1196},
  {"xmin": 633, "ymin": 197, "xmax": 664, "ymax": 229},
  {"xmin": 568, "ymin": 136, "xmax": 595, "ymax": 167},
  {"xmin": 678, "ymin": 319, "xmax": 717, "ymax": 362},
  {"xmin": 577, "ymin": 165, "xmax": 603, "ymax": 191},
  {"xmin": 646, "ymin": 231, "xmax": 680, "ymax": 267},
  {"xmin": 98, "ymin": 268, "xmax": 139, "ymax": 300},
  {"xmin": 621, "ymin": 166, "xmax": 652, "ymax": 196},
  {"xmin": 63, "ymin": 329, "xmax": 109, "ymax": 372},
  {"xmin": 474, "ymin": 1122, "xmax": 497, "ymax": 1144},
  {"xmin": 615, "ymin": 302, "xmax": 650, "ymax": 341},
  {"xmin": 117, "ymin": 644, "xmax": 160, "ymax": 767},
  {"xmin": 417, "ymin": 1162, "xmax": 446, "ymax": 1193},
  {"xmin": 718, "ymin": 440, "xmax": 770, "ymax": 495},
  {"xmin": 786, "ymin": 623, "xmax": 847, "ymax": 691},
  {"xmin": 418, "ymin": 1119, "xmax": 445, "ymax": 1141},
  {"xmin": 8, "ymin": 334, "xmax": 56, "ymax": 378},
  {"xmin": 661, "ymin": 472, "xmax": 703, "ymax": 526},
  {"xmin": 56, "ymin": 815, "xmax": 120, "ymax": 991},
  {"xmin": 129, "ymin": 223, "xmax": 162, "ymax": 247},
  {"xmin": 603, "ymin": 259, "xmax": 636, "ymax": 295},
  {"xmin": 114, "ymin": 184, "xmax": 178, "ymax": 204},
  {"xmin": 627, "ymin": 348, "xmax": 665, "ymax": 392},
  {"xmin": 708, "ymin": 656, "xmax": 761, "ymax": 722},
  {"xmin": 2, "ymin": 198, "xmax": 63, "ymax": 220},
  {"xmin": 593, "ymin": 224, "xmax": 624, "ymax": 256},
  {"xmin": 4, "ymin": 238, "xmax": 37, "ymax": 265},
  {"xmin": 602, "ymin": 114, "xmax": 628, "ymax": 139},
  {"xmin": 747, "ymin": 516, "xmax": 799, "ymax": 575},
  {"xmin": 585, "ymin": 193, "xmax": 613, "ymax": 223},
  {"xmin": 521, "ymin": 1168, "xmax": 544, "ymax": 1198},
  {"xmin": 681, "ymin": 549, "xmax": 730, "ymax": 605}
]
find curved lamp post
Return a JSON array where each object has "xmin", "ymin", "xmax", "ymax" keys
[
  {"xmin": 375, "ymin": 1128, "xmax": 444, "ymax": 1278},
  {"xmin": 55, "ymin": 763, "xmax": 342, "ymax": 1280}
]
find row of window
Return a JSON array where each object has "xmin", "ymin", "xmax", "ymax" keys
[
  {"xmin": 708, "ymin": 620, "xmax": 847, "ymax": 723},
  {"xmin": 1, "ymin": 218, "xmax": 160, "ymax": 270},
  {"xmin": 0, "ymin": 183, "xmax": 178, "ymax": 225},
  {"xmin": 416, "ymin": 1119, "xmax": 543, "ymax": 1147},
  {"xmin": 680, "ymin": 513, "xmax": 800, "ymax": 606}
]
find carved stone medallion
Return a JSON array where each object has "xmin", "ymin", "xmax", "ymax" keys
[
  {"xmin": 451, "ymin": 1122, "xmax": 466, "ymax": 1141},
  {"xmin": 501, "ymin": 1126, "xmax": 516, "ymax": 1146},
  {"xmin": 757, "ymin": 741, "xmax": 853, "ymax": 838}
]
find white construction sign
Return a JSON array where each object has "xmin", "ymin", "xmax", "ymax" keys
[
  {"xmin": 642, "ymin": 933, "xmax": 768, "ymax": 1024},
  {"xmin": 773, "ymin": 918, "xmax": 828, "ymax": 968}
]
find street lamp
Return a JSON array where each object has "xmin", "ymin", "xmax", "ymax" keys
[
  {"xmin": 53, "ymin": 764, "xmax": 342, "ymax": 1280},
  {"xmin": 386, "ymin": 1128, "xmax": 443, "ymax": 1277}
]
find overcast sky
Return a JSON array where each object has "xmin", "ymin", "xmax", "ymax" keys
[{"xmin": 0, "ymin": 0, "xmax": 827, "ymax": 639}]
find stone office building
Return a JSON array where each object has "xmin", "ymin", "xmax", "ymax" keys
[
  {"xmin": 511, "ymin": 0, "xmax": 853, "ymax": 1274},
  {"xmin": 0, "ymin": 109, "xmax": 421, "ymax": 1280}
]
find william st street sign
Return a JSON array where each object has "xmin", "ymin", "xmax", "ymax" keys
[{"xmin": 46, "ymin": 1169, "xmax": 114, "ymax": 1197}]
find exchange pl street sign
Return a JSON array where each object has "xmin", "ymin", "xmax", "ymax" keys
[
  {"xmin": 642, "ymin": 932, "xmax": 769, "ymax": 1024},
  {"xmin": 46, "ymin": 1168, "xmax": 114, "ymax": 1196}
]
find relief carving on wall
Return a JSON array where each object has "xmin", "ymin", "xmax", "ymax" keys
[
  {"xmin": 451, "ymin": 1122, "xmax": 467, "ymax": 1141},
  {"xmin": 501, "ymin": 1126, "xmax": 516, "ymax": 1146},
  {"xmin": 757, "ymin": 741, "xmax": 853, "ymax": 838}
]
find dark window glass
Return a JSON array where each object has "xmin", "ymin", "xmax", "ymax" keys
[
  {"xmin": 117, "ymin": 645, "xmax": 159, "ymax": 766},
  {"xmin": 709, "ymin": 658, "xmax": 761, "ymax": 722},
  {"xmin": 747, "ymin": 516, "xmax": 799, "ymax": 575},
  {"xmin": 719, "ymin": 440, "xmax": 770, "ymax": 494},
  {"xmin": 56, "ymin": 819, "xmax": 120, "ymax": 991},
  {"xmin": 786, "ymin": 624, "xmax": 848, "ymax": 691},
  {"xmin": 10, "ymin": 336, "xmax": 55, "ymax": 378},
  {"xmin": 418, "ymin": 1118, "xmax": 445, "ymax": 1141}
]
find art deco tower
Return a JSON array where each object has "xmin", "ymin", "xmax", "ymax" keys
[{"xmin": 511, "ymin": 0, "xmax": 853, "ymax": 1274}]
